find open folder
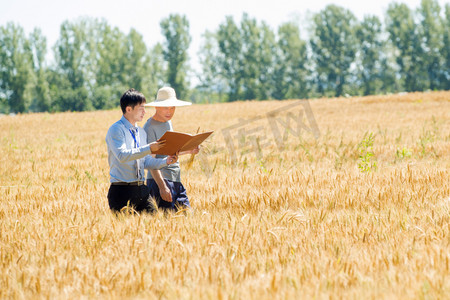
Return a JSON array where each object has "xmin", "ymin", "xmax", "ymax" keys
[{"xmin": 153, "ymin": 130, "xmax": 214, "ymax": 155}]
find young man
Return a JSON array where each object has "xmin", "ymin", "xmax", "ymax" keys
[
  {"xmin": 105, "ymin": 88, "xmax": 178, "ymax": 213},
  {"xmin": 143, "ymin": 87, "xmax": 199, "ymax": 211}
]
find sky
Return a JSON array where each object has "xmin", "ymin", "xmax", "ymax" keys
[{"xmin": 0, "ymin": 0, "xmax": 448, "ymax": 76}]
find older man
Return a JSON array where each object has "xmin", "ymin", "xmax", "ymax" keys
[{"xmin": 143, "ymin": 87, "xmax": 198, "ymax": 211}]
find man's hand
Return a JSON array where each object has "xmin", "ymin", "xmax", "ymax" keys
[
  {"xmin": 159, "ymin": 184, "xmax": 172, "ymax": 202},
  {"xmin": 179, "ymin": 146, "xmax": 200, "ymax": 156},
  {"xmin": 166, "ymin": 154, "xmax": 178, "ymax": 165},
  {"xmin": 150, "ymin": 140, "xmax": 165, "ymax": 153},
  {"xmin": 190, "ymin": 146, "xmax": 200, "ymax": 155},
  {"xmin": 150, "ymin": 169, "xmax": 172, "ymax": 203}
]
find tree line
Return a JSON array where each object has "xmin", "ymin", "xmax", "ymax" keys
[{"xmin": 0, "ymin": 0, "xmax": 449, "ymax": 113}]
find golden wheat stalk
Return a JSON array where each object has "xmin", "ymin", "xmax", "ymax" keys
[{"xmin": 186, "ymin": 126, "xmax": 200, "ymax": 170}]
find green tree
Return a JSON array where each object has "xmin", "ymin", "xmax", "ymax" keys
[
  {"xmin": 51, "ymin": 17, "xmax": 165, "ymax": 111},
  {"xmin": 355, "ymin": 15, "xmax": 393, "ymax": 95},
  {"xmin": 196, "ymin": 30, "xmax": 226, "ymax": 103},
  {"xmin": 124, "ymin": 29, "xmax": 149, "ymax": 92},
  {"xmin": 160, "ymin": 14, "xmax": 191, "ymax": 99},
  {"xmin": 29, "ymin": 28, "xmax": 51, "ymax": 112},
  {"xmin": 216, "ymin": 16, "xmax": 243, "ymax": 101},
  {"xmin": 51, "ymin": 18, "xmax": 93, "ymax": 111},
  {"xmin": 442, "ymin": 4, "xmax": 450, "ymax": 89},
  {"xmin": 417, "ymin": 0, "xmax": 444, "ymax": 91},
  {"xmin": 386, "ymin": 3, "xmax": 425, "ymax": 92},
  {"xmin": 89, "ymin": 20, "xmax": 155, "ymax": 109},
  {"xmin": 273, "ymin": 22, "xmax": 309, "ymax": 100},
  {"xmin": 145, "ymin": 43, "xmax": 167, "ymax": 99},
  {"xmin": 0, "ymin": 23, "xmax": 34, "ymax": 113},
  {"xmin": 240, "ymin": 14, "xmax": 260, "ymax": 100},
  {"xmin": 310, "ymin": 5, "xmax": 358, "ymax": 97},
  {"xmin": 256, "ymin": 21, "xmax": 276, "ymax": 100},
  {"xmin": 93, "ymin": 21, "xmax": 127, "ymax": 109}
]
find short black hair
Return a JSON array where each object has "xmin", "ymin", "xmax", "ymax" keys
[{"xmin": 120, "ymin": 88, "xmax": 146, "ymax": 113}]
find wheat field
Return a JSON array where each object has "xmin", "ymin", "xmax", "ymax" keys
[{"xmin": 1, "ymin": 91, "xmax": 449, "ymax": 299}]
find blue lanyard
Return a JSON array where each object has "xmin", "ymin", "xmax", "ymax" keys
[{"xmin": 129, "ymin": 128, "xmax": 140, "ymax": 148}]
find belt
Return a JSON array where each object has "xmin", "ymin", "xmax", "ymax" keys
[{"xmin": 111, "ymin": 181, "xmax": 145, "ymax": 186}]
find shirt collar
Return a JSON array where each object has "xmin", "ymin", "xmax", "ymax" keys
[
  {"xmin": 120, "ymin": 115, "xmax": 137, "ymax": 130},
  {"xmin": 151, "ymin": 117, "xmax": 170, "ymax": 125}
]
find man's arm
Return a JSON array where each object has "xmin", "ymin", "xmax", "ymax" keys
[
  {"xmin": 178, "ymin": 146, "xmax": 200, "ymax": 156},
  {"xmin": 150, "ymin": 170, "xmax": 172, "ymax": 202},
  {"xmin": 143, "ymin": 121, "xmax": 173, "ymax": 202},
  {"xmin": 106, "ymin": 124, "xmax": 163, "ymax": 163},
  {"xmin": 143, "ymin": 155, "xmax": 177, "ymax": 170}
]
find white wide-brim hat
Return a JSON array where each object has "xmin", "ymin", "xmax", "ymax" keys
[{"xmin": 144, "ymin": 87, "xmax": 192, "ymax": 107}]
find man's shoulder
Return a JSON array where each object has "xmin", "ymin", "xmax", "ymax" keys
[
  {"xmin": 107, "ymin": 119, "xmax": 125, "ymax": 136},
  {"xmin": 137, "ymin": 125, "xmax": 147, "ymax": 136},
  {"xmin": 109, "ymin": 119, "xmax": 124, "ymax": 129},
  {"xmin": 143, "ymin": 117, "xmax": 170, "ymax": 131},
  {"xmin": 143, "ymin": 118, "xmax": 152, "ymax": 131}
]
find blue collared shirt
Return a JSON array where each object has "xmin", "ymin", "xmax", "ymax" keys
[{"xmin": 106, "ymin": 116, "xmax": 167, "ymax": 183}]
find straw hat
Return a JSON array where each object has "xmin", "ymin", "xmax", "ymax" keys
[{"xmin": 144, "ymin": 87, "xmax": 192, "ymax": 107}]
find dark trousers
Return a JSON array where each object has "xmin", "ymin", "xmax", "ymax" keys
[
  {"xmin": 147, "ymin": 179, "xmax": 190, "ymax": 211},
  {"xmin": 107, "ymin": 184, "xmax": 155, "ymax": 213}
]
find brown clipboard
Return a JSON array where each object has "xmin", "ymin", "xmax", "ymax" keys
[{"xmin": 153, "ymin": 130, "xmax": 214, "ymax": 155}]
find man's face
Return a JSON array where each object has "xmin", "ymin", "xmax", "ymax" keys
[
  {"xmin": 127, "ymin": 103, "xmax": 146, "ymax": 123},
  {"xmin": 155, "ymin": 106, "xmax": 176, "ymax": 122}
]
